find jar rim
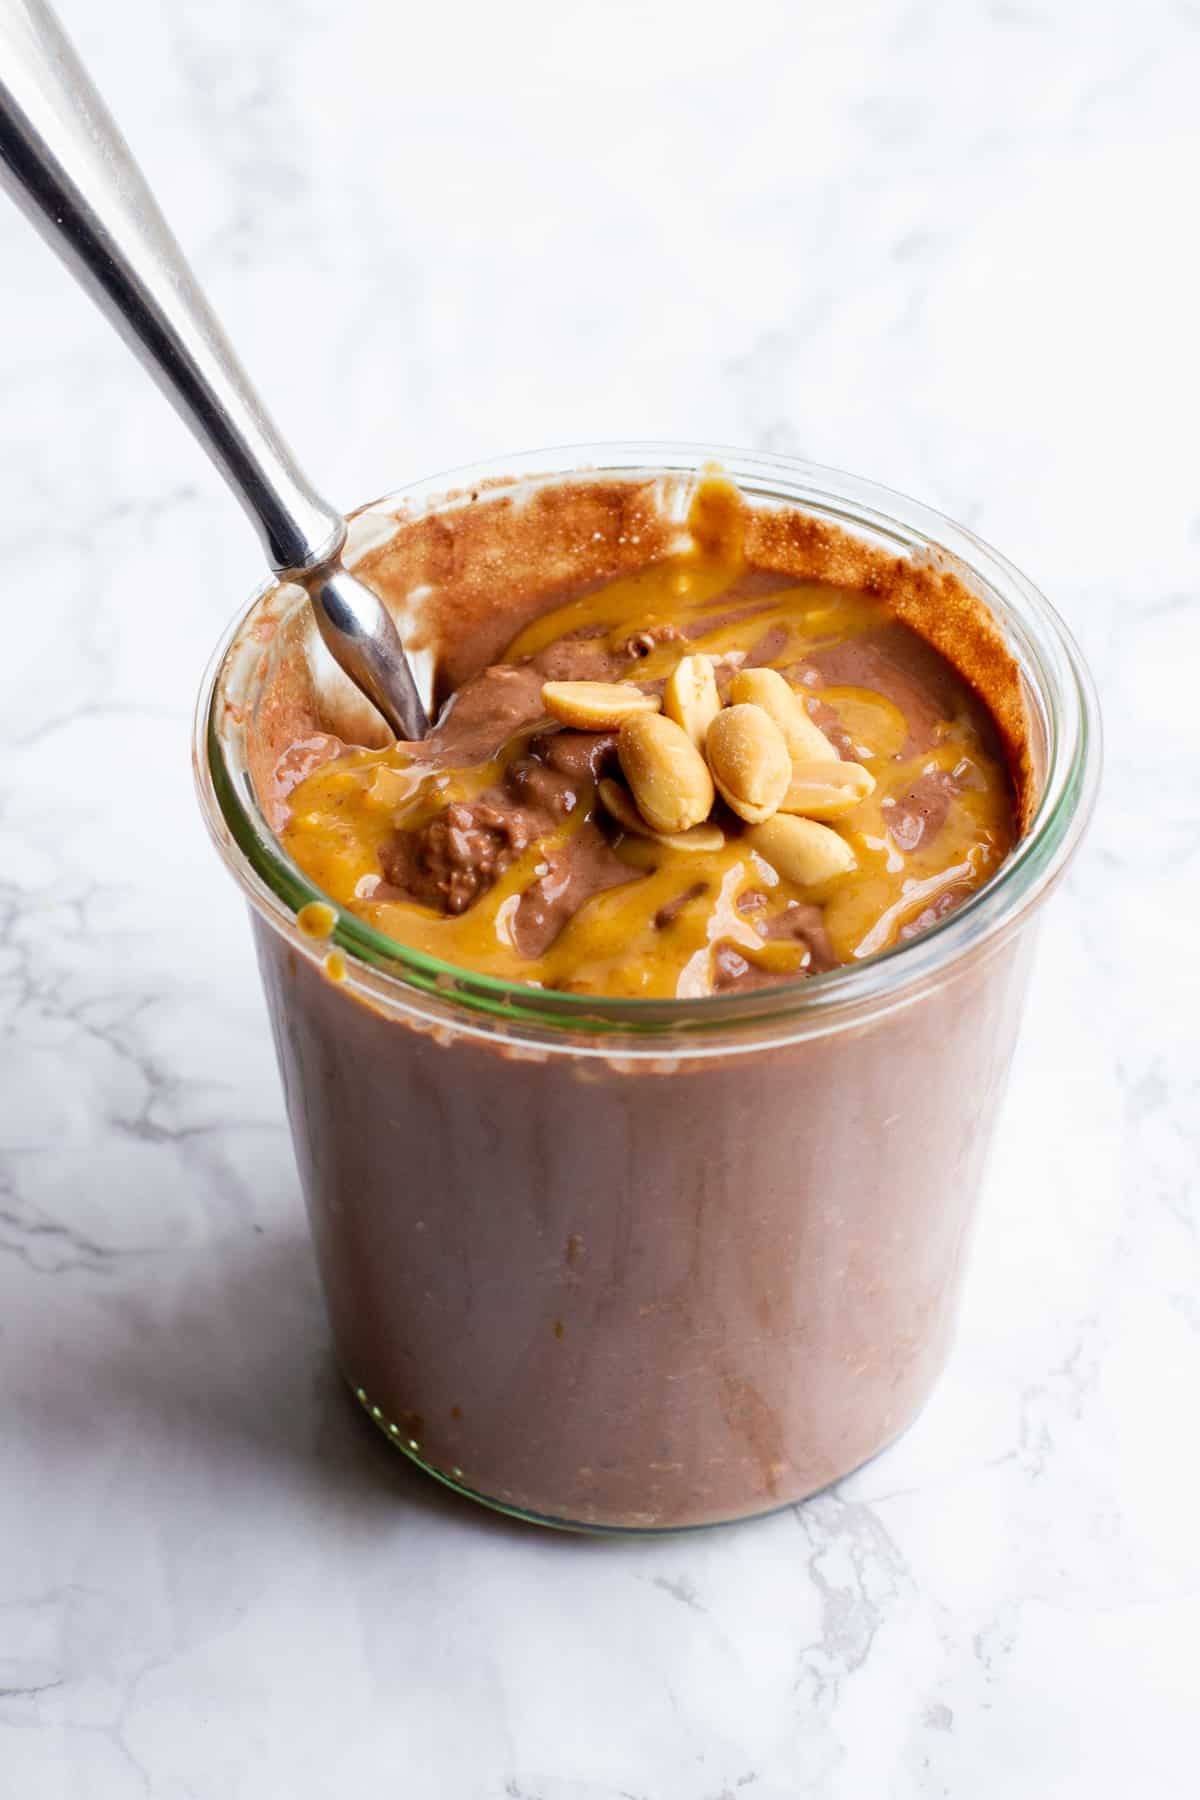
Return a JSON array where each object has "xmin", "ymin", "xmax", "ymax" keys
[{"xmin": 193, "ymin": 441, "xmax": 1101, "ymax": 1058}]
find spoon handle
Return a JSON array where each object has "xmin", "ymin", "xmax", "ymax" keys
[{"xmin": 0, "ymin": 0, "xmax": 341, "ymax": 573}]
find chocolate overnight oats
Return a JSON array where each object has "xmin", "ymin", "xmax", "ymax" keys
[
  {"xmin": 279, "ymin": 476, "xmax": 1019, "ymax": 998},
  {"xmin": 197, "ymin": 448, "xmax": 1098, "ymax": 1530}
]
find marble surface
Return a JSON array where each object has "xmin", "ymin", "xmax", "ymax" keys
[{"xmin": 2, "ymin": 1, "xmax": 1197, "ymax": 1794}]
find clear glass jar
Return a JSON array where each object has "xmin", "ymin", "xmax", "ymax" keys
[{"xmin": 193, "ymin": 444, "xmax": 1100, "ymax": 1531}]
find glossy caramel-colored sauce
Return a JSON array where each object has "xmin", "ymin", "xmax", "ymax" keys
[{"xmin": 282, "ymin": 536, "xmax": 1015, "ymax": 998}]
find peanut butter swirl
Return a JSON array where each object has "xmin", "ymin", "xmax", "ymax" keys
[{"xmin": 279, "ymin": 478, "xmax": 1017, "ymax": 998}]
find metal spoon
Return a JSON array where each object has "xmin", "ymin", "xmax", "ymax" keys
[{"xmin": 0, "ymin": 0, "xmax": 429, "ymax": 741}]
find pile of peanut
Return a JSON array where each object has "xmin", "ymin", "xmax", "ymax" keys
[{"xmin": 541, "ymin": 657, "xmax": 875, "ymax": 886}]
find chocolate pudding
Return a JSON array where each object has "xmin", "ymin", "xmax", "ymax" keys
[{"xmin": 197, "ymin": 453, "xmax": 1097, "ymax": 1530}]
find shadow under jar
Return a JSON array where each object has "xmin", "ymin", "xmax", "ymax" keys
[{"xmin": 194, "ymin": 444, "xmax": 1099, "ymax": 1532}]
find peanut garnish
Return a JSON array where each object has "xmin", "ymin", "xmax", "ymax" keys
[
  {"xmin": 597, "ymin": 779, "xmax": 724, "ymax": 852},
  {"xmin": 780, "ymin": 758, "xmax": 876, "ymax": 819},
  {"xmin": 704, "ymin": 703, "xmax": 791, "ymax": 824},
  {"xmin": 542, "ymin": 680, "xmax": 661, "ymax": 730},
  {"xmin": 663, "ymin": 653, "xmax": 722, "ymax": 749},
  {"xmin": 618, "ymin": 713, "xmax": 715, "ymax": 834},
  {"xmin": 729, "ymin": 666, "xmax": 837, "ymax": 762},
  {"xmin": 746, "ymin": 814, "xmax": 856, "ymax": 885}
]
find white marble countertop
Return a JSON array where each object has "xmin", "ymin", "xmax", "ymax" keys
[{"xmin": 2, "ymin": 2, "xmax": 1197, "ymax": 1794}]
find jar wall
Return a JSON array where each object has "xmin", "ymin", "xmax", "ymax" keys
[{"xmin": 254, "ymin": 914, "xmax": 1036, "ymax": 1530}]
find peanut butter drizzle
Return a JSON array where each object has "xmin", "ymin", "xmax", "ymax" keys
[{"xmin": 282, "ymin": 480, "xmax": 1015, "ymax": 998}]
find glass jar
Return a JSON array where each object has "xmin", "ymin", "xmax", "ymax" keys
[{"xmin": 194, "ymin": 444, "xmax": 1100, "ymax": 1531}]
